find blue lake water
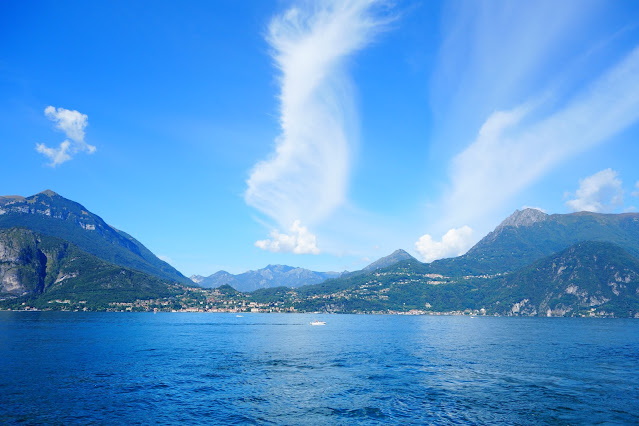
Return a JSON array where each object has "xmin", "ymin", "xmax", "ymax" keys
[{"xmin": 1, "ymin": 312, "xmax": 638, "ymax": 424}]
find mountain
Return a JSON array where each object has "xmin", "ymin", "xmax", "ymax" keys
[
  {"xmin": 0, "ymin": 190, "xmax": 188, "ymax": 284},
  {"xmin": 282, "ymin": 209, "xmax": 639, "ymax": 317},
  {"xmin": 0, "ymin": 227, "xmax": 183, "ymax": 310},
  {"xmin": 488, "ymin": 241, "xmax": 639, "ymax": 317},
  {"xmin": 194, "ymin": 249, "xmax": 417, "ymax": 292},
  {"xmin": 190, "ymin": 274, "xmax": 205, "ymax": 284},
  {"xmin": 494, "ymin": 207, "xmax": 548, "ymax": 229},
  {"xmin": 194, "ymin": 264, "xmax": 342, "ymax": 292},
  {"xmin": 427, "ymin": 209, "xmax": 639, "ymax": 275},
  {"xmin": 362, "ymin": 249, "xmax": 416, "ymax": 272},
  {"xmin": 192, "ymin": 270, "xmax": 237, "ymax": 288},
  {"xmin": 258, "ymin": 240, "xmax": 639, "ymax": 317}
]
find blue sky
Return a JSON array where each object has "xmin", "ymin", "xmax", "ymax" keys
[{"xmin": 2, "ymin": 0, "xmax": 639, "ymax": 276}]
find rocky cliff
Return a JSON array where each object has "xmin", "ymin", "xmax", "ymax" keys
[{"xmin": 0, "ymin": 227, "xmax": 181, "ymax": 308}]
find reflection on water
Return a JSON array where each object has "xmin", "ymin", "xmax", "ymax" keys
[{"xmin": 1, "ymin": 312, "xmax": 637, "ymax": 424}]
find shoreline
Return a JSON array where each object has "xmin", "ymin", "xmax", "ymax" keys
[{"xmin": 0, "ymin": 309, "xmax": 632, "ymax": 318}]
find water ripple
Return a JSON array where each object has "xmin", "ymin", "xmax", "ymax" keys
[{"xmin": 0, "ymin": 313, "xmax": 638, "ymax": 424}]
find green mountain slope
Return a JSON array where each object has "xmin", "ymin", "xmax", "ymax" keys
[
  {"xmin": 253, "ymin": 241, "xmax": 639, "ymax": 317},
  {"xmin": 316, "ymin": 209, "xmax": 639, "ymax": 295},
  {"xmin": 362, "ymin": 249, "xmax": 416, "ymax": 272},
  {"xmin": 486, "ymin": 241, "xmax": 639, "ymax": 317},
  {"xmin": 431, "ymin": 209, "xmax": 639, "ymax": 275},
  {"xmin": 194, "ymin": 248, "xmax": 415, "ymax": 292},
  {"xmin": 0, "ymin": 227, "xmax": 183, "ymax": 310},
  {"xmin": 271, "ymin": 210, "xmax": 639, "ymax": 317},
  {"xmin": 0, "ymin": 190, "xmax": 188, "ymax": 283}
]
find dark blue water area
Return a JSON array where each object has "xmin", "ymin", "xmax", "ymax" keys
[{"xmin": 0, "ymin": 313, "xmax": 638, "ymax": 425}]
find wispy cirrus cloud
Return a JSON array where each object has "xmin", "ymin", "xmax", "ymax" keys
[
  {"xmin": 36, "ymin": 106, "xmax": 96, "ymax": 167},
  {"xmin": 566, "ymin": 169, "xmax": 624, "ymax": 213},
  {"xmin": 246, "ymin": 0, "xmax": 389, "ymax": 254},
  {"xmin": 440, "ymin": 45, "xmax": 639, "ymax": 228},
  {"xmin": 414, "ymin": 1, "xmax": 639, "ymax": 262},
  {"xmin": 431, "ymin": 1, "xmax": 599, "ymax": 157}
]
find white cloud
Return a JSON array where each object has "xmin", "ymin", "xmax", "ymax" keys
[
  {"xmin": 632, "ymin": 181, "xmax": 639, "ymax": 197},
  {"xmin": 566, "ymin": 169, "xmax": 624, "ymax": 213},
  {"xmin": 245, "ymin": 1, "xmax": 388, "ymax": 231},
  {"xmin": 36, "ymin": 106, "xmax": 96, "ymax": 167},
  {"xmin": 415, "ymin": 226, "xmax": 474, "ymax": 263},
  {"xmin": 45, "ymin": 105, "xmax": 88, "ymax": 142},
  {"xmin": 436, "ymin": 45, "xmax": 639, "ymax": 232},
  {"xmin": 431, "ymin": 1, "xmax": 599, "ymax": 158},
  {"xmin": 255, "ymin": 220, "xmax": 320, "ymax": 254},
  {"xmin": 35, "ymin": 141, "xmax": 72, "ymax": 167}
]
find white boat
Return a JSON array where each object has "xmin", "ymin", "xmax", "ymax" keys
[
  {"xmin": 310, "ymin": 320, "xmax": 326, "ymax": 326},
  {"xmin": 236, "ymin": 315, "xmax": 243, "ymax": 318}
]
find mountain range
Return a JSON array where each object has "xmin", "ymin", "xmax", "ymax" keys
[
  {"xmin": 191, "ymin": 265, "xmax": 342, "ymax": 292},
  {"xmin": 191, "ymin": 249, "xmax": 417, "ymax": 292},
  {"xmin": 1, "ymin": 191, "xmax": 639, "ymax": 316},
  {"xmin": 283, "ymin": 209, "xmax": 639, "ymax": 317},
  {"xmin": 280, "ymin": 238, "xmax": 639, "ymax": 317}
]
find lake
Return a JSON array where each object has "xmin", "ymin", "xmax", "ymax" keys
[{"xmin": 1, "ymin": 312, "xmax": 637, "ymax": 424}]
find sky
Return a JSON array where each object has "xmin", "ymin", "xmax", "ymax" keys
[{"xmin": 2, "ymin": 0, "xmax": 639, "ymax": 276}]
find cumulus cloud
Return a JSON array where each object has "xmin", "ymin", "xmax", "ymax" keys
[
  {"xmin": 566, "ymin": 169, "xmax": 624, "ymax": 213},
  {"xmin": 437, "ymin": 45, "xmax": 639, "ymax": 231},
  {"xmin": 632, "ymin": 181, "xmax": 639, "ymax": 197},
  {"xmin": 245, "ymin": 1, "xmax": 388, "ymax": 248},
  {"xmin": 255, "ymin": 220, "xmax": 320, "ymax": 254},
  {"xmin": 415, "ymin": 226, "xmax": 474, "ymax": 263},
  {"xmin": 36, "ymin": 141, "xmax": 72, "ymax": 167},
  {"xmin": 36, "ymin": 106, "xmax": 96, "ymax": 167},
  {"xmin": 44, "ymin": 106, "xmax": 89, "ymax": 142}
]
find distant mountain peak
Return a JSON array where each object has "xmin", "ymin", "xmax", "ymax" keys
[
  {"xmin": 190, "ymin": 275, "xmax": 205, "ymax": 284},
  {"xmin": 39, "ymin": 189, "xmax": 58, "ymax": 197},
  {"xmin": 363, "ymin": 248, "xmax": 416, "ymax": 272},
  {"xmin": 390, "ymin": 249, "xmax": 410, "ymax": 256},
  {"xmin": 497, "ymin": 208, "xmax": 548, "ymax": 230},
  {"xmin": 264, "ymin": 264, "xmax": 294, "ymax": 272}
]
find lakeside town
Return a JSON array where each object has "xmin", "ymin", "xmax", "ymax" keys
[{"xmin": 4, "ymin": 283, "xmax": 619, "ymax": 317}]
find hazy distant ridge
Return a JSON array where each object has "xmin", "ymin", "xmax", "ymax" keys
[{"xmin": 192, "ymin": 265, "xmax": 343, "ymax": 292}]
